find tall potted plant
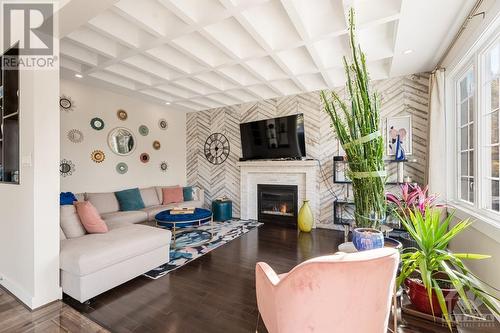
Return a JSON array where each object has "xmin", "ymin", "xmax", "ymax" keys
[
  {"xmin": 321, "ymin": 9, "xmax": 386, "ymax": 248},
  {"xmin": 397, "ymin": 207, "xmax": 499, "ymax": 329}
]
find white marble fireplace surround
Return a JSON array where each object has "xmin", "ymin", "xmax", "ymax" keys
[{"xmin": 238, "ymin": 160, "xmax": 319, "ymax": 227}]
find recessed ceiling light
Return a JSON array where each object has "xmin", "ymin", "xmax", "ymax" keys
[
  {"xmin": 403, "ymin": 49, "xmax": 413, "ymax": 55},
  {"xmin": 75, "ymin": 73, "xmax": 83, "ymax": 78},
  {"xmin": 165, "ymin": 102, "xmax": 171, "ymax": 105}
]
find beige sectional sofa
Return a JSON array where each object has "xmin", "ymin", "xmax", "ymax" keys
[{"xmin": 60, "ymin": 186, "xmax": 204, "ymax": 302}]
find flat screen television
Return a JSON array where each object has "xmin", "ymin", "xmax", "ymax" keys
[{"xmin": 240, "ymin": 114, "xmax": 306, "ymax": 161}]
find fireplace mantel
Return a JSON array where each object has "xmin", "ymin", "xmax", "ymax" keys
[{"xmin": 238, "ymin": 160, "xmax": 319, "ymax": 227}]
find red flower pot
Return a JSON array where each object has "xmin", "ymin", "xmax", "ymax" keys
[{"xmin": 405, "ymin": 278, "xmax": 459, "ymax": 316}]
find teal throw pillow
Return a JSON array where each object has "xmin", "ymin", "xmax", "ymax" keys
[
  {"xmin": 115, "ymin": 188, "xmax": 145, "ymax": 211},
  {"xmin": 183, "ymin": 186, "xmax": 194, "ymax": 201}
]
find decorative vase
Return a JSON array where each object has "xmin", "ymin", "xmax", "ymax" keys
[
  {"xmin": 298, "ymin": 200, "xmax": 313, "ymax": 232},
  {"xmin": 352, "ymin": 228, "xmax": 384, "ymax": 251}
]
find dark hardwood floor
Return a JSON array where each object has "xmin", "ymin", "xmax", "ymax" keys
[
  {"xmin": 65, "ymin": 224, "xmax": 343, "ymax": 333},
  {"xmin": 64, "ymin": 224, "xmax": 499, "ymax": 333}
]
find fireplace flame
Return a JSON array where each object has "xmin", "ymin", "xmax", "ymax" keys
[{"xmin": 279, "ymin": 203, "xmax": 288, "ymax": 214}]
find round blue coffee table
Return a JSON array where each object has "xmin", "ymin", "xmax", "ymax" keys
[{"xmin": 155, "ymin": 208, "xmax": 213, "ymax": 248}]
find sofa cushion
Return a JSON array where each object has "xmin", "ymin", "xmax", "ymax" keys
[
  {"xmin": 60, "ymin": 224, "xmax": 171, "ymax": 276},
  {"xmin": 183, "ymin": 186, "xmax": 194, "ymax": 201},
  {"xmin": 140, "ymin": 187, "xmax": 160, "ymax": 207},
  {"xmin": 74, "ymin": 201, "xmax": 109, "ymax": 234},
  {"xmin": 60, "ymin": 227, "xmax": 67, "ymax": 240},
  {"xmin": 101, "ymin": 210, "xmax": 148, "ymax": 225},
  {"xmin": 60, "ymin": 192, "xmax": 77, "ymax": 205},
  {"xmin": 162, "ymin": 187, "xmax": 183, "ymax": 205},
  {"xmin": 60, "ymin": 205, "xmax": 86, "ymax": 239},
  {"xmin": 155, "ymin": 186, "xmax": 177, "ymax": 204},
  {"xmin": 86, "ymin": 192, "xmax": 120, "ymax": 214},
  {"xmin": 115, "ymin": 188, "xmax": 145, "ymax": 211}
]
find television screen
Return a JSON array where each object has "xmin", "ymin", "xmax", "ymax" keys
[{"xmin": 240, "ymin": 114, "xmax": 306, "ymax": 160}]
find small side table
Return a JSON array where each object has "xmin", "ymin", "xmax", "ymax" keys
[{"xmin": 212, "ymin": 199, "xmax": 232, "ymax": 221}]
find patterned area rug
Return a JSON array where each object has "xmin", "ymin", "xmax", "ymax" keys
[{"xmin": 144, "ymin": 219, "xmax": 262, "ymax": 279}]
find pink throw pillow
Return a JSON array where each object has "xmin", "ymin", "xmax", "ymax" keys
[
  {"xmin": 74, "ymin": 201, "xmax": 108, "ymax": 234},
  {"xmin": 162, "ymin": 186, "xmax": 184, "ymax": 205}
]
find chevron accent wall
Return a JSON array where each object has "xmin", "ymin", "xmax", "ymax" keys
[{"xmin": 187, "ymin": 73, "xmax": 430, "ymax": 228}]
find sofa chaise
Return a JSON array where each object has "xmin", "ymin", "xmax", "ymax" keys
[{"xmin": 60, "ymin": 186, "xmax": 204, "ymax": 302}]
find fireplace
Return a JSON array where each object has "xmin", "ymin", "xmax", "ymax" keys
[{"xmin": 257, "ymin": 184, "xmax": 298, "ymax": 227}]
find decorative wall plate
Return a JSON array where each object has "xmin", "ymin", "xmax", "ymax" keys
[
  {"xmin": 91, "ymin": 150, "xmax": 105, "ymax": 163},
  {"xmin": 153, "ymin": 140, "xmax": 161, "ymax": 150},
  {"xmin": 140, "ymin": 153, "xmax": 150, "ymax": 163},
  {"xmin": 139, "ymin": 125, "xmax": 149, "ymax": 136},
  {"xmin": 60, "ymin": 95, "xmax": 75, "ymax": 112},
  {"xmin": 90, "ymin": 117, "xmax": 105, "ymax": 130},
  {"xmin": 117, "ymin": 109, "xmax": 128, "ymax": 120},
  {"xmin": 158, "ymin": 119, "xmax": 168, "ymax": 130},
  {"xmin": 116, "ymin": 162, "xmax": 128, "ymax": 174},
  {"xmin": 204, "ymin": 133, "xmax": 230, "ymax": 165},
  {"xmin": 160, "ymin": 161, "xmax": 168, "ymax": 172},
  {"xmin": 60, "ymin": 159, "xmax": 75, "ymax": 177},
  {"xmin": 67, "ymin": 129, "xmax": 84, "ymax": 143}
]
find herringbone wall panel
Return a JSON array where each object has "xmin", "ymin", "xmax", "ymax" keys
[{"xmin": 187, "ymin": 73, "xmax": 430, "ymax": 228}]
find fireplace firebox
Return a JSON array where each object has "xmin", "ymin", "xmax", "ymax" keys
[{"xmin": 257, "ymin": 184, "xmax": 298, "ymax": 227}]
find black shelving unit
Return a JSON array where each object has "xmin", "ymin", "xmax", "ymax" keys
[{"xmin": 0, "ymin": 43, "xmax": 20, "ymax": 184}]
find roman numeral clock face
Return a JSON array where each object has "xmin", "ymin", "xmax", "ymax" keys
[{"xmin": 204, "ymin": 133, "xmax": 230, "ymax": 165}]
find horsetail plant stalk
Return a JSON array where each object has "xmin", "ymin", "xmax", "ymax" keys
[{"xmin": 321, "ymin": 8, "xmax": 386, "ymax": 229}]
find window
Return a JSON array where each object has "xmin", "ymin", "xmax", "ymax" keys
[
  {"xmin": 484, "ymin": 41, "xmax": 500, "ymax": 212},
  {"xmin": 450, "ymin": 30, "xmax": 500, "ymax": 223},
  {"xmin": 457, "ymin": 69, "xmax": 475, "ymax": 203}
]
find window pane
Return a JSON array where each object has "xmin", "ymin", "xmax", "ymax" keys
[
  {"xmin": 468, "ymin": 96, "xmax": 474, "ymax": 122},
  {"xmin": 461, "ymin": 126, "xmax": 468, "ymax": 149},
  {"xmin": 492, "ymin": 111, "xmax": 499, "ymax": 144},
  {"xmin": 492, "ymin": 146, "xmax": 499, "ymax": 178},
  {"xmin": 460, "ymin": 79, "xmax": 468, "ymax": 99},
  {"xmin": 461, "ymin": 177, "xmax": 468, "ymax": 201},
  {"xmin": 461, "ymin": 101, "xmax": 468, "ymax": 125},
  {"xmin": 469, "ymin": 151, "xmax": 474, "ymax": 176},
  {"xmin": 469, "ymin": 179, "xmax": 475, "ymax": 203},
  {"xmin": 492, "ymin": 180, "xmax": 499, "ymax": 212},
  {"xmin": 469, "ymin": 125, "xmax": 474, "ymax": 149},
  {"xmin": 461, "ymin": 152, "xmax": 468, "ymax": 176},
  {"xmin": 492, "ymin": 79, "xmax": 499, "ymax": 110}
]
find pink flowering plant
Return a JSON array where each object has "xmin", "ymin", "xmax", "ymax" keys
[{"xmin": 386, "ymin": 183, "xmax": 440, "ymax": 218}]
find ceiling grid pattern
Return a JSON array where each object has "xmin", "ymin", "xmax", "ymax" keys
[{"xmin": 60, "ymin": 0, "xmax": 468, "ymax": 111}]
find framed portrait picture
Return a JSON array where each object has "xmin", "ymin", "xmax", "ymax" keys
[{"xmin": 386, "ymin": 115, "xmax": 412, "ymax": 155}]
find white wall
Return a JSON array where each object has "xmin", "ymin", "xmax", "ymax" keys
[
  {"xmin": 0, "ymin": 8, "xmax": 61, "ymax": 308},
  {"xmin": 442, "ymin": 0, "xmax": 500, "ymax": 298},
  {"xmin": 60, "ymin": 79, "xmax": 187, "ymax": 193}
]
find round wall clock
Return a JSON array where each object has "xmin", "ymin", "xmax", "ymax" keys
[
  {"xmin": 117, "ymin": 109, "xmax": 128, "ymax": 120},
  {"xmin": 67, "ymin": 129, "xmax": 84, "ymax": 143},
  {"xmin": 91, "ymin": 150, "xmax": 105, "ymax": 163},
  {"xmin": 158, "ymin": 119, "xmax": 168, "ymax": 130},
  {"xmin": 160, "ymin": 161, "xmax": 168, "ymax": 172},
  {"xmin": 153, "ymin": 140, "xmax": 161, "ymax": 150},
  {"xmin": 60, "ymin": 159, "xmax": 75, "ymax": 177},
  {"xmin": 204, "ymin": 133, "xmax": 230, "ymax": 165},
  {"xmin": 116, "ymin": 162, "xmax": 128, "ymax": 174},
  {"xmin": 138, "ymin": 125, "xmax": 149, "ymax": 136},
  {"xmin": 140, "ymin": 153, "xmax": 150, "ymax": 163},
  {"xmin": 90, "ymin": 117, "xmax": 105, "ymax": 130},
  {"xmin": 60, "ymin": 95, "xmax": 75, "ymax": 112}
]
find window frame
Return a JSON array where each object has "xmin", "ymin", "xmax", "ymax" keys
[{"xmin": 446, "ymin": 22, "xmax": 500, "ymax": 231}]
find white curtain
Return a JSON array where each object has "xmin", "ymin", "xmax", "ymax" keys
[{"xmin": 427, "ymin": 69, "xmax": 446, "ymax": 196}]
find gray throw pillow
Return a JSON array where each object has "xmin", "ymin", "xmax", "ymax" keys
[{"xmin": 60, "ymin": 205, "xmax": 86, "ymax": 239}]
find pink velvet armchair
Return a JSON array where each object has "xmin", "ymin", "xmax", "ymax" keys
[{"xmin": 255, "ymin": 248, "xmax": 399, "ymax": 333}]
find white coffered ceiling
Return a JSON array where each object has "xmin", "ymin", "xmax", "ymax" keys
[{"xmin": 59, "ymin": 0, "xmax": 473, "ymax": 111}]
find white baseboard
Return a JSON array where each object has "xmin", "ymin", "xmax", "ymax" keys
[{"xmin": 0, "ymin": 274, "xmax": 62, "ymax": 309}]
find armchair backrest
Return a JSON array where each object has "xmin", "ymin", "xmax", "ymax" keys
[{"xmin": 256, "ymin": 248, "xmax": 399, "ymax": 333}]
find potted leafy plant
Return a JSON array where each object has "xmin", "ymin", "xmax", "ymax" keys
[
  {"xmin": 321, "ymin": 9, "xmax": 386, "ymax": 249},
  {"xmin": 396, "ymin": 207, "xmax": 499, "ymax": 329}
]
